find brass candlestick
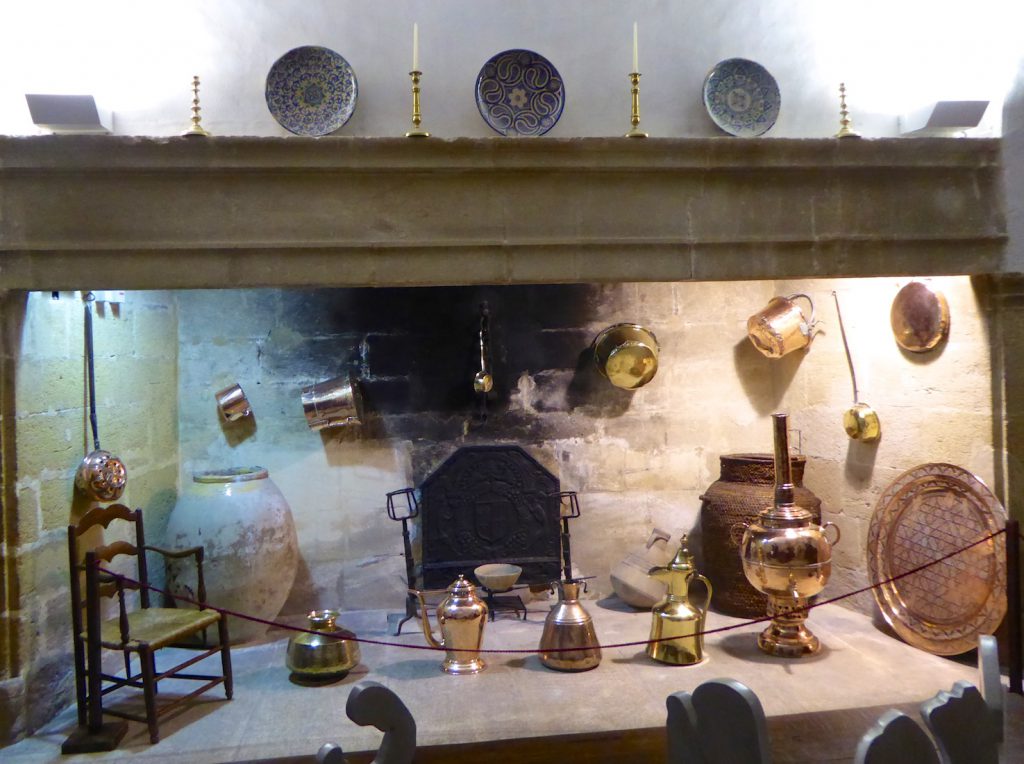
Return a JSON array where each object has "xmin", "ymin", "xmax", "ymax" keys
[
  {"xmin": 834, "ymin": 82, "xmax": 861, "ymax": 139},
  {"xmin": 405, "ymin": 70, "xmax": 430, "ymax": 138},
  {"xmin": 626, "ymin": 72, "xmax": 648, "ymax": 138},
  {"xmin": 182, "ymin": 75, "xmax": 210, "ymax": 137}
]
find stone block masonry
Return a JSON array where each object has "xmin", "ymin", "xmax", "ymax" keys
[{"xmin": 0, "ymin": 291, "xmax": 179, "ymax": 742}]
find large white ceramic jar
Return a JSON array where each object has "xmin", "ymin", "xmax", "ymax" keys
[{"xmin": 165, "ymin": 466, "xmax": 299, "ymax": 643}]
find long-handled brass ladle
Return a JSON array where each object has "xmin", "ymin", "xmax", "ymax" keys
[{"xmin": 832, "ymin": 291, "xmax": 881, "ymax": 443}]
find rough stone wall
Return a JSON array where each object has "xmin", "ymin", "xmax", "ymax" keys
[
  {"xmin": 0, "ymin": 291, "xmax": 178, "ymax": 741},
  {"xmin": 773, "ymin": 276, "xmax": 999, "ymax": 610},
  {"xmin": 176, "ymin": 277, "xmax": 995, "ymax": 620}
]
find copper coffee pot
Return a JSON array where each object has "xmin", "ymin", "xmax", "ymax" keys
[
  {"xmin": 413, "ymin": 575, "xmax": 488, "ymax": 674},
  {"xmin": 738, "ymin": 413, "xmax": 840, "ymax": 657}
]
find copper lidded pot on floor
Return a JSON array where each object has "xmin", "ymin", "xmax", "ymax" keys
[
  {"xmin": 413, "ymin": 575, "xmax": 488, "ymax": 674},
  {"xmin": 646, "ymin": 535, "xmax": 713, "ymax": 665},
  {"xmin": 738, "ymin": 413, "xmax": 841, "ymax": 657},
  {"xmin": 538, "ymin": 579, "xmax": 602, "ymax": 672}
]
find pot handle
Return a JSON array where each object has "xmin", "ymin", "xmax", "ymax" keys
[
  {"xmin": 729, "ymin": 521, "xmax": 748, "ymax": 547},
  {"xmin": 646, "ymin": 526, "xmax": 672, "ymax": 549},
  {"xmin": 689, "ymin": 573, "xmax": 713, "ymax": 618},
  {"xmin": 786, "ymin": 293, "xmax": 817, "ymax": 331},
  {"xmin": 821, "ymin": 521, "xmax": 842, "ymax": 547}
]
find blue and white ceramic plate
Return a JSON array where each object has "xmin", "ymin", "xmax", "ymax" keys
[
  {"xmin": 475, "ymin": 49, "xmax": 565, "ymax": 137},
  {"xmin": 265, "ymin": 46, "xmax": 357, "ymax": 136},
  {"xmin": 702, "ymin": 58, "xmax": 779, "ymax": 137}
]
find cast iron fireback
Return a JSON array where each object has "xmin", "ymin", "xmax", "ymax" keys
[{"xmin": 419, "ymin": 445, "xmax": 561, "ymax": 589}]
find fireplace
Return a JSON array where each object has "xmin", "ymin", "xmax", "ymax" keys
[{"xmin": 0, "ymin": 135, "xmax": 1020, "ymax": 747}]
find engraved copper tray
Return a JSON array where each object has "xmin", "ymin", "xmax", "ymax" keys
[{"xmin": 867, "ymin": 463, "xmax": 1007, "ymax": 655}]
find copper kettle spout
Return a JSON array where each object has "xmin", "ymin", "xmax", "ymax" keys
[{"xmin": 411, "ymin": 589, "xmax": 443, "ymax": 649}]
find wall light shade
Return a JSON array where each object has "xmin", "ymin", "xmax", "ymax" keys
[
  {"xmin": 25, "ymin": 94, "xmax": 111, "ymax": 134},
  {"xmin": 900, "ymin": 101, "xmax": 989, "ymax": 136}
]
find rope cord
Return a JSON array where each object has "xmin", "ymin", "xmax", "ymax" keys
[{"xmin": 97, "ymin": 527, "xmax": 1007, "ymax": 655}]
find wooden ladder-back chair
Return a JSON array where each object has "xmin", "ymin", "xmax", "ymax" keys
[{"xmin": 64, "ymin": 503, "xmax": 232, "ymax": 752}]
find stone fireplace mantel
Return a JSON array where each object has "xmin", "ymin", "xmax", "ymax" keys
[{"xmin": 0, "ymin": 135, "xmax": 1007, "ymax": 290}]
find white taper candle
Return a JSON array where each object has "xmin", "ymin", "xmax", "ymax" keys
[
  {"xmin": 413, "ymin": 22, "xmax": 419, "ymax": 71},
  {"xmin": 633, "ymin": 22, "xmax": 638, "ymax": 72}
]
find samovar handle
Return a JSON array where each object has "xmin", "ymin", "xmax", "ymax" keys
[
  {"xmin": 821, "ymin": 522, "xmax": 842, "ymax": 546},
  {"xmin": 689, "ymin": 573, "xmax": 713, "ymax": 618}
]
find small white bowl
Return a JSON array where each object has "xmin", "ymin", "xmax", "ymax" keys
[{"xmin": 474, "ymin": 563, "xmax": 522, "ymax": 592}]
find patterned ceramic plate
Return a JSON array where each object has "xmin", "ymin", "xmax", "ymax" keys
[
  {"xmin": 867, "ymin": 463, "xmax": 1007, "ymax": 655},
  {"xmin": 702, "ymin": 58, "xmax": 780, "ymax": 137},
  {"xmin": 475, "ymin": 49, "xmax": 565, "ymax": 137},
  {"xmin": 265, "ymin": 46, "xmax": 357, "ymax": 136}
]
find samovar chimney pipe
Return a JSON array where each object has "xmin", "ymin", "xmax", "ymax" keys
[{"xmin": 772, "ymin": 413, "xmax": 795, "ymax": 508}]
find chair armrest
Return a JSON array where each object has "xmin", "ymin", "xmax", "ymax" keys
[
  {"xmin": 143, "ymin": 545, "xmax": 209, "ymax": 607},
  {"xmin": 144, "ymin": 544, "xmax": 204, "ymax": 561}
]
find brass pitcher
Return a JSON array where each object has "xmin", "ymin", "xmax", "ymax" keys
[
  {"xmin": 286, "ymin": 610, "xmax": 361, "ymax": 680},
  {"xmin": 538, "ymin": 579, "xmax": 601, "ymax": 672},
  {"xmin": 646, "ymin": 535, "xmax": 713, "ymax": 665},
  {"xmin": 413, "ymin": 575, "xmax": 488, "ymax": 674}
]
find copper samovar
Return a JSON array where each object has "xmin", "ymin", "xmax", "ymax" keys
[{"xmin": 738, "ymin": 413, "xmax": 840, "ymax": 657}]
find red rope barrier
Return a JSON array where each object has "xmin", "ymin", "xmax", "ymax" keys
[{"xmin": 97, "ymin": 526, "xmax": 1006, "ymax": 655}]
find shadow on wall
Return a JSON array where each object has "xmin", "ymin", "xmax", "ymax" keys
[
  {"xmin": 732, "ymin": 336, "xmax": 806, "ymax": 416},
  {"xmin": 282, "ymin": 284, "xmax": 645, "ymax": 441}
]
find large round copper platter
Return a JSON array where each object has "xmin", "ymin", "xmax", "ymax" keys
[{"xmin": 867, "ymin": 463, "xmax": 1006, "ymax": 655}]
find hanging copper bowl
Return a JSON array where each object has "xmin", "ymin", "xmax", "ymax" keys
[{"xmin": 592, "ymin": 324, "xmax": 660, "ymax": 389}]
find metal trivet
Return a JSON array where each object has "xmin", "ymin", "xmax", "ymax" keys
[{"xmin": 479, "ymin": 586, "xmax": 527, "ymax": 622}]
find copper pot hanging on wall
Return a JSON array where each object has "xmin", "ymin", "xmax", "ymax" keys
[
  {"xmin": 591, "ymin": 323, "xmax": 660, "ymax": 389},
  {"xmin": 301, "ymin": 373, "xmax": 364, "ymax": 429},
  {"xmin": 746, "ymin": 293, "xmax": 817, "ymax": 358}
]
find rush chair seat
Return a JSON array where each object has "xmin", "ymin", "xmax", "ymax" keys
[{"xmin": 64, "ymin": 503, "xmax": 232, "ymax": 752}]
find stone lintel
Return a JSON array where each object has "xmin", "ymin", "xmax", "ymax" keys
[{"xmin": 0, "ymin": 136, "xmax": 1007, "ymax": 290}]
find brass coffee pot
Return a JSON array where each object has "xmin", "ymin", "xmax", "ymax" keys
[
  {"xmin": 286, "ymin": 610, "xmax": 361, "ymax": 680},
  {"xmin": 413, "ymin": 575, "xmax": 488, "ymax": 674},
  {"xmin": 646, "ymin": 535, "xmax": 713, "ymax": 665},
  {"xmin": 538, "ymin": 579, "xmax": 601, "ymax": 672},
  {"xmin": 738, "ymin": 413, "xmax": 841, "ymax": 657}
]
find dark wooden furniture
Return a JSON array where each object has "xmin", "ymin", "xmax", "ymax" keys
[{"xmin": 64, "ymin": 503, "xmax": 232, "ymax": 752}]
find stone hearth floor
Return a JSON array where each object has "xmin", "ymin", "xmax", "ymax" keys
[{"xmin": 3, "ymin": 600, "xmax": 1020, "ymax": 763}]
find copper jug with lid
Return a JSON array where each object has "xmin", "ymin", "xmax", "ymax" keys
[
  {"xmin": 646, "ymin": 535, "xmax": 713, "ymax": 665},
  {"xmin": 413, "ymin": 575, "xmax": 488, "ymax": 674},
  {"xmin": 538, "ymin": 579, "xmax": 602, "ymax": 672}
]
